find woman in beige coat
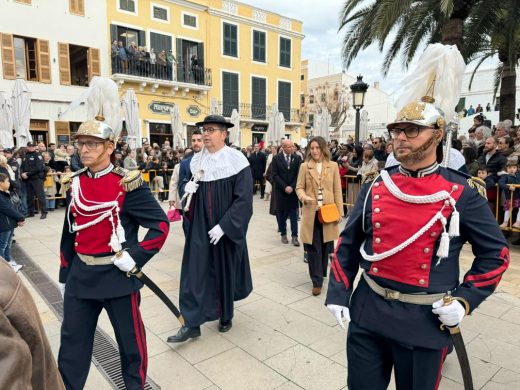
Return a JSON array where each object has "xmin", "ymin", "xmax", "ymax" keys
[{"xmin": 296, "ymin": 136, "xmax": 343, "ymax": 296}]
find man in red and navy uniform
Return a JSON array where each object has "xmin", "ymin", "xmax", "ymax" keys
[
  {"xmin": 57, "ymin": 95, "xmax": 169, "ymax": 388},
  {"xmin": 326, "ymin": 96, "xmax": 509, "ymax": 388}
]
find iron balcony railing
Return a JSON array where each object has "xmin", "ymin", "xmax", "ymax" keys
[
  {"xmin": 217, "ymin": 102, "xmax": 302, "ymax": 122},
  {"xmin": 111, "ymin": 57, "xmax": 212, "ymax": 86}
]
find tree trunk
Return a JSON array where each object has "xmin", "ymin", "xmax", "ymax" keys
[
  {"xmin": 499, "ymin": 63, "xmax": 516, "ymax": 124},
  {"xmin": 441, "ymin": 18, "xmax": 464, "ymax": 49}
]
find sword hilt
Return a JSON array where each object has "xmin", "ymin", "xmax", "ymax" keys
[{"xmin": 439, "ymin": 294, "xmax": 470, "ymax": 333}]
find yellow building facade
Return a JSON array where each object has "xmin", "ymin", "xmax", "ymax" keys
[{"xmin": 107, "ymin": 0, "xmax": 304, "ymax": 148}]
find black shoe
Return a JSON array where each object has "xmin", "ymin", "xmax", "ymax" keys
[
  {"xmin": 26, "ymin": 213, "xmax": 35, "ymax": 218},
  {"xmin": 40, "ymin": 213, "xmax": 47, "ymax": 220},
  {"xmin": 260, "ymin": 195, "xmax": 264, "ymax": 199},
  {"xmin": 167, "ymin": 326, "xmax": 201, "ymax": 343},
  {"xmin": 218, "ymin": 319, "xmax": 232, "ymax": 333},
  {"xmin": 303, "ymin": 252, "xmax": 308, "ymax": 263}
]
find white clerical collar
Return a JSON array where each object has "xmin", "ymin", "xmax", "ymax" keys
[
  {"xmin": 87, "ymin": 163, "xmax": 114, "ymax": 178},
  {"xmin": 399, "ymin": 162, "xmax": 439, "ymax": 178},
  {"xmin": 190, "ymin": 145, "xmax": 249, "ymax": 181}
]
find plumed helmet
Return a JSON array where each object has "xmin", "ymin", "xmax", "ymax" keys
[{"xmin": 63, "ymin": 77, "xmax": 123, "ymax": 142}]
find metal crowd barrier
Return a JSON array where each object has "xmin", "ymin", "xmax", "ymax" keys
[{"xmin": 496, "ymin": 183, "xmax": 520, "ymax": 232}]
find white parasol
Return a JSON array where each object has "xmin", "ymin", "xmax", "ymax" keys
[
  {"xmin": 122, "ymin": 88, "xmax": 141, "ymax": 150},
  {"xmin": 11, "ymin": 77, "xmax": 32, "ymax": 147},
  {"xmin": 276, "ymin": 112, "xmax": 286, "ymax": 145},
  {"xmin": 229, "ymin": 108, "xmax": 240, "ymax": 146},
  {"xmin": 170, "ymin": 105, "xmax": 184, "ymax": 149},
  {"xmin": 210, "ymin": 97, "xmax": 219, "ymax": 115},
  {"xmin": 266, "ymin": 104, "xmax": 279, "ymax": 146},
  {"xmin": 0, "ymin": 91, "xmax": 14, "ymax": 148}
]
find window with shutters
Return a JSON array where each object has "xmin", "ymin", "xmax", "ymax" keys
[
  {"xmin": 251, "ymin": 77, "xmax": 266, "ymax": 119},
  {"xmin": 279, "ymin": 37, "xmax": 291, "ymax": 68},
  {"xmin": 150, "ymin": 32, "xmax": 172, "ymax": 55},
  {"xmin": 252, "ymin": 30, "xmax": 266, "ymax": 63},
  {"xmin": 222, "ymin": 72, "xmax": 239, "ymax": 117},
  {"xmin": 57, "ymin": 43, "xmax": 98, "ymax": 86},
  {"xmin": 182, "ymin": 12, "xmax": 198, "ymax": 29},
  {"xmin": 69, "ymin": 0, "xmax": 84, "ymax": 16},
  {"xmin": 151, "ymin": 4, "xmax": 168, "ymax": 22},
  {"xmin": 278, "ymin": 81, "xmax": 291, "ymax": 121},
  {"xmin": 2, "ymin": 35, "xmax": 50, "ymax": 83},
  {"xmin": 222, "ymin": 22, "xmax": 238, "ymax": 57},
  {"xmin": 119, "ymin": 0, "xmax": 136, "ymax": 14}
]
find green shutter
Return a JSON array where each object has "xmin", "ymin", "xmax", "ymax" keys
[
  {"xmin": 278, "ymin": 81, "xmax": 291, "ymax": 120},
  {"xmin": 252, "ymin": 77, "xmax": 266, "ymax": 119},
  {"xmin": 223, "ymin": 72, "xmax": 239, "ymax": 117},
  {"xmin": 280, "ymin": 37, "xmax": 291, "ymax": 67},
  {"xmin": 223, "ymin": 23, "xmax": 237, "ymax": 57},
  {"xmin": 253, "ymin": 31, "xmax": 265, "ymax": 62}
]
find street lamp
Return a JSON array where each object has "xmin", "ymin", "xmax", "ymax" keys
[{"xmin": 350, "ymin": 75, "xmax": 369, "ymax": 143}]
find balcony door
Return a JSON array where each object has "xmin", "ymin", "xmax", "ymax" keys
[{"xmin": 176, "ymin": 39, "xmax": 204, "ymax": 84}]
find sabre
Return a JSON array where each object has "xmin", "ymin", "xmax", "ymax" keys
[
  {"xmin": 115, "ymin": 252, "xmax": 185, "ymax": 325},
  {"xmin": 442, "ymin": 116, "xmax": 458, "ymax": 168},
  {"xmin": 441, "ymin": 295, "xmax": 473, "ymax": 390}
]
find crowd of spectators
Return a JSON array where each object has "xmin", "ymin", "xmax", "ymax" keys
[
  {"xmin": 462, "ymin": 102, "xmax": 497, "ymax": 117},
  {"xmin": 110, "ymin": 40, "xmax": 204, "ymax": 84}
]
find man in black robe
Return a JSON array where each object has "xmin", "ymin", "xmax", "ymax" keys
[{"xmin": 167, "ymin": 115, "xmax": 253, "ymax": 342}]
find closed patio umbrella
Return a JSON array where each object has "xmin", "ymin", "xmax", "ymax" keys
[
  {"xmin": 170, "ymin": 105, "xmax": 184, "ymax": 149},
  {"xmin": 122, "ymin": 89, "xmax": 141, "ymax": 150},
  {"xmin": 229, "ymin": 108, "xmax": 240, "ymax": 146},
  {"xmin": 0, "ymin": 91, "xmax": 14, "ymax": 148},
  {"xmin": 11, "ymin": 77, "xmax": 32, "ymax": 147}
]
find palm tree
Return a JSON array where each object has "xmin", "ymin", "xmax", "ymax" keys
[
  {"xmin": 339, "ymin": 0, "xmax": 477, "ymax": 75},
  {"xmin": 465, "ymin": 0, "xmax": 520, "ymax": 122}
]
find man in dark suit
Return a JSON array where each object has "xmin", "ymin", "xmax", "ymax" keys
[
  {"xmin": 249, "ymin": 143, "xmax": 267, "ymax": 198},
  {"xmin": 271, "ymin": 139, "xmax": 302, "ymax": 246}
]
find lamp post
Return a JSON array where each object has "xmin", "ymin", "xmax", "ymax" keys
[{"xmin": 350, "ymin": 75, "xmax": 369, "ymax": 143}]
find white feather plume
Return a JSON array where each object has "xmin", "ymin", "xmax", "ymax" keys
[
  {"xmin": 61, "ymin": 76, "xmax": 122, "ymax": 137},
  {"xmin": 395, "ymin": 44, "xmax": 466, "ymax": 119}
]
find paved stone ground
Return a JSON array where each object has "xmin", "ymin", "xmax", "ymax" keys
[{"xmin": 12, "ymin": 196, "xmax": 520, "ymax": 390}]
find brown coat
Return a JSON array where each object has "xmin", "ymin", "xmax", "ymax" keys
[
  {"xmin": 296, "ymin": 160, "xmax": 344, "ymax": 245},
  {"xmin": 0, "ymin": 258, "xmax": 65, "ymax": 390}
]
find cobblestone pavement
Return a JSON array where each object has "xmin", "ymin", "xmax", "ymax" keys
[{"xmin": 13, "ymin": 196, "xmax": 520, "ymax": 390}]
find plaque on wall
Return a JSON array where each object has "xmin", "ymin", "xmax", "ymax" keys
[
  {"xmin": 252, "ymin": 124, "xmax": 268, "ymax": 132},
  {"xmin": 148, "ymin": 101, "xmax": 175, "ymax": 115},
  {"xmin": 187, "ymin": 105, "xmax": 201, "ymax": 117}
]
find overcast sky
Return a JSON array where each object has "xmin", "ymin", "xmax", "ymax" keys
[{"xmin": 242, "ymin": 0, "xmax": 497, "ymax": 96}]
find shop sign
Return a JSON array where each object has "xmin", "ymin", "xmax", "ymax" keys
[
  {"xmin": 187, "ymin": 105, "xmax": 201, "ymax": 117},
  {"xmin": 148, "ymin": 101, "xmax": 175, "ymax": 115},
  {"xmin": 252, "ymin": 124, "xmax": 268, "ymax": 132}
]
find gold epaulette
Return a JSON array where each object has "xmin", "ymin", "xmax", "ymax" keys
[
  {"xmin": 60, "ymin": 167, "xmax": 87, "ymax": 191},
  {"xmin": 119, "ymin": 169, "xmax": 144, "ymax": 192},
  {"xmin": 468, "ymin": 177, "xmax": 487, "ymax": 200}
]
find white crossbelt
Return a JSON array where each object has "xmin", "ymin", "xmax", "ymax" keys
[{"xmin": 362, "ymin": 272, "xmax": 446, "ymax": 305}]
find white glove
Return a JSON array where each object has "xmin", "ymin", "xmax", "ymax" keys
[
  {"xmin": 112, "ymin": 251, "xmax": 137, "ymax": 273},
  {"xmin": 58, "ymin": 283, "xmax": 66, "ymax": 298},
  {"xmin": 185, "ymin": 181, "xmax": 199, "ymax": 194},
  {"xmin": 327, "ymin": 304, "xmax": 350, "ymax": 329},
  {"xmin": 432, "ymin": 299, "xmax": 465, "ymax": 327},
  {"xmin": 208, "ymin": 224, "xmax": 225, "ymax": 245}
]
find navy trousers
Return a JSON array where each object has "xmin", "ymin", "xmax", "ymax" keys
[
  {"xmin": 58, "ymin": 291, "xmax": 147, "ymax": 390},
  {"xmin": 347, "ymin": 321, "xmax": 449, "ymax": 390},
  {"xmin": 276, "ymin": 207, "xmax": 299, "ymax": 237}
]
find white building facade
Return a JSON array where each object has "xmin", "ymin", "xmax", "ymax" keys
[
  {"xmin": 302, "ymin": 61, "xmax": 396, "ymax": 142},
  {"xmin": 0, "ymin": 0, "xmax": 109, "ymax": 146}
]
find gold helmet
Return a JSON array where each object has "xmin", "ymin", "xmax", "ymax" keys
[
  {"xmin": 387, "ymin": 95, "xmax": 446, "ymax": 131},
  {"xmin": 74, "ymin": 115, "xmax": 118, "ymax": 141}
]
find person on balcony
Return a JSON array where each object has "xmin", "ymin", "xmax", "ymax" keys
[{"xmin": 117, "ymin": 41, "xmax": 127, "ymax": 73}]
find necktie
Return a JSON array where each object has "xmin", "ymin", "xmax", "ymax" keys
[{"xmin": 286, "ymin": 155, "xmax": 290, "ymax": 168}]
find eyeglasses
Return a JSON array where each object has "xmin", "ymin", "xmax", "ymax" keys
[
  {"xmin": 388, "ymin": 125, "xmax": 431, "ymax": 139},
  {"xmin": 75, "ymin": 141, "xmax": 106, "ymax": 150},
  {"xmin": 201, "ymin": 126, "xmax": 223, "ymax": 134}
]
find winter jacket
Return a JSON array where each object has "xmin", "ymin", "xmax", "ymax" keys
[
  {"xmin": 498, "ymin": 173, "xmax": 520, "ymax": 201},
  {"xmin": 0, "ymin": 191, "xmax": 24, "ymax": 232}
]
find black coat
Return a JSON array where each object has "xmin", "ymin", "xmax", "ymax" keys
[
  {"xmin": 248, "ymin": 152, "xmax": 267, "ymax": 180},
  {"xmin": 0, "ymin": 191, "xmax": 24, "ymax": 232},
  {"xmin": 271, "ymin": 153, "xmax": 302, "ymax": 211},
  {"xmin": 21, "ymin": 151, "xmax": 44, "ymax": 180},
  {"xmin": 478, "ymin": 151, "xmax": 507, "ymax": 179}
]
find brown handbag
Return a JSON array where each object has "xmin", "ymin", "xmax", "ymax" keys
[{"xmin": 318, "ymin": 203, "xmax": 340, "ymax": 223}]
